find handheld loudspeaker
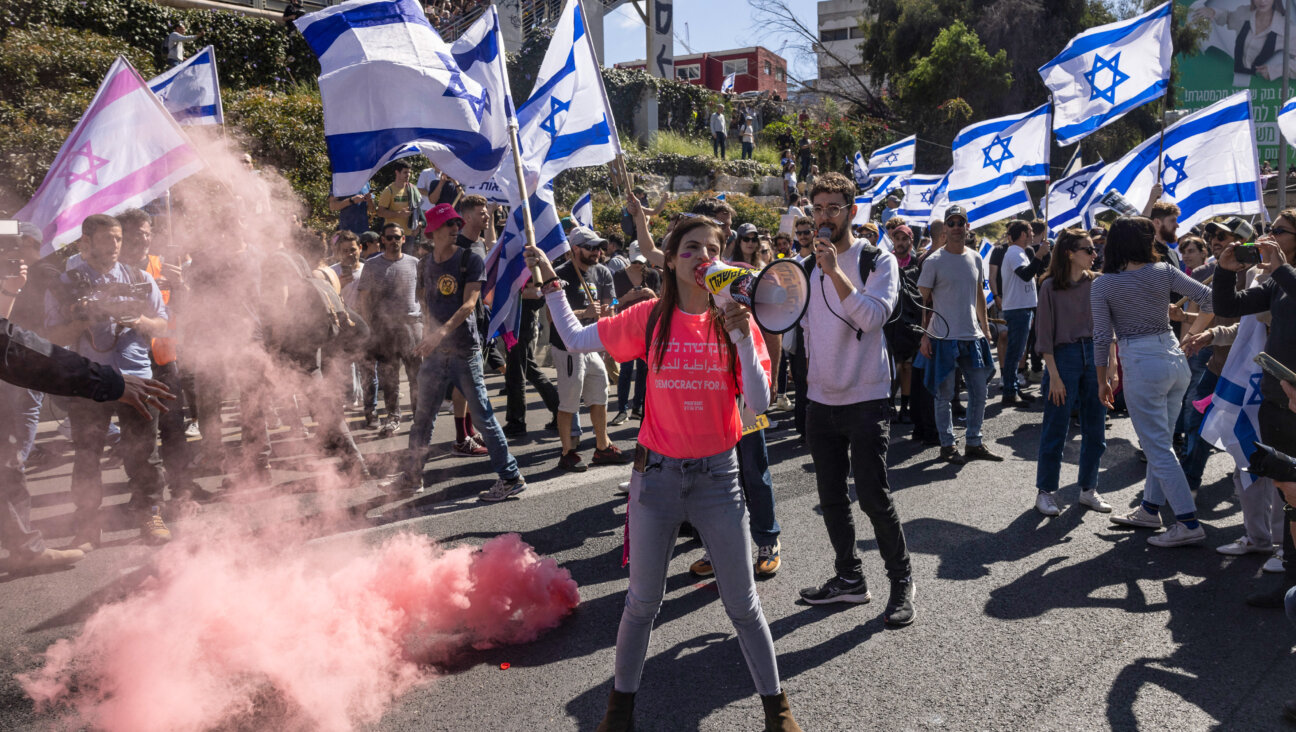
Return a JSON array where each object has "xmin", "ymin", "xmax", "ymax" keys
[{"xmin": 694, "ymin": 258, "xmax": 810, "ymax": 341}]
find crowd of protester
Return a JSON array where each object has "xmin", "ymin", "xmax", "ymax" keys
[{"xmin": 3, "ymin": 152, "xmax": 1296, "ymax": 727}]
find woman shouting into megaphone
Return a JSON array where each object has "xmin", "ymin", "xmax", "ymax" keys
[{"xmin": 524, "ymin": 215, "xmax": 803, "ymax": 732}]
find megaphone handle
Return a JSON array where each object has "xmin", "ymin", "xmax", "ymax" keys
[{"xmin": 729, "ymin": 328, "xmax": 743, "ymax": 342}]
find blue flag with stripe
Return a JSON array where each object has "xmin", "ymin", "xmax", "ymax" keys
[
  {"xmin": 1046, "ymin": 159, "xmax": 1105, "ymax": 234},
  {"xmin": 296, "ymin": 0, "xmax": 510, "ymax": 196},
  {"xmin": 866, "ymin": 136, "xmax": 915, "ymax": 177},
  {"xmin": 485, "ymin": 184, "xmax": 569, "ymax": 341}
]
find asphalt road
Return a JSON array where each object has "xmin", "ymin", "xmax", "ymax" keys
[{"xmin": 1, "ymin": 370, "xmax": 1294, "ymax": 731}]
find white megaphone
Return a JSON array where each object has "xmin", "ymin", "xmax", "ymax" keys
[{"xmin": 694, "ymin": 258, "xmax": 810, "ymax": 341}]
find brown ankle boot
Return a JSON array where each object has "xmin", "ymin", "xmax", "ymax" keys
[
  {"xmin": 595, "ymin": 689, "xmax": 635, "ymax": 732},
  {"xmin": 761, "ymin": 691, "xmax": 803, "ymax": 732}
]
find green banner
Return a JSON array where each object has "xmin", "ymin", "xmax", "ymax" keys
[{"xmin": 1174, "ymin": 0, "xmax": 1293, "ymax": 164}]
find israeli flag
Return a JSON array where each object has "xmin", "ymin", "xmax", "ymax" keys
[
  {"xmin": 851, "ymin": 151, "xmax": 870, "ymax": 188},
  {"xmin": 928, "ymin": 170, "xmax": 952, "ymax": 223},
  {"xmin": 1046, "ymin": 159, "xmax": 1105, "ymax": 234},
  {"xmin": 897, "ymin": 175, "xmax": 946, "ymax": 225},
  {"xmin": 147, "ymin": 45, "xmax": 224, "ymax": 126},
  {"xmin": 571, "ymin": 189, "xmax": 593, "ymax": 228},
  {"xmin": 485, "ymin": 183, "xmax": 569, "ymax": 341},
  {"xmin": 296, "ymin": 0, "xmax": 510, "ymax": 196},
  {"xmin": 948, "ymin": 104, "xmax": 1050, "ymax": 204},
  {"xmin": 721, "ymin": 72, "xmax": 736, "ymax": 94},
  {"xmin": 516, "ymin": 0, "xmax": 622, "ymax": 192},
  {"xmin": 867, "ymin": 136, "xmax": 915, "ymax": 177},
  {"xmin": 1279, "ymin": 95, "xmax": 1296, "ymax": 147},
  {"xmin": 1200, "ymin": 314, "xmax": 1266, "ymax": 490},
  {"xmin": 1040, "ymin": 2, "xmax": 1172, "ymax": 147},
  {"xmin": 852, "ymin": 195, "xmax": 872, "ymax": 227},
  {"xmin": 1075, "ymin": 91, "xmax": 1261, "ymax": 232},
  {"xmin": 965, "ymin": 179, "xmax": 1034, "ymax": 230},
  {"xmin": 978, "ymin": 238, "xmax": 997, "ymax": 306}
]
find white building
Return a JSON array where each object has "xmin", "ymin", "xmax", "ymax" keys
[{"xmin": 815, "ymin": 0, "xmax": 873, "ymax": 98}]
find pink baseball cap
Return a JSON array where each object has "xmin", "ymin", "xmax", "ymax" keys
[{"xmin": 424, "ymin": 203, "xmax": 464, "ymax": 232}]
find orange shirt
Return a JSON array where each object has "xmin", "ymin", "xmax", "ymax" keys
[{"xmin": 598, "ymin": 300, "xmax": 770, "ymax": 459}]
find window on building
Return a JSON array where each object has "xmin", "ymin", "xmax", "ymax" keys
[
  {"xmin": 722, "ymin": 59, "xmax": 748, "ymax": 77},
  {"xmin": 820, "ymin": 27, "xmax": 848, "ymax": 42},
  {"xmin": 764, "ymin": 61, "xmax": 772, "ymax": 75},
  {"xmin": 849, "ymin": 26, "xmax": 864, "ymax": 39},
  {"xmin": 776, "ymin": 68, "xmax": 785, "ymax": 82},
  {"xmin": 676, "ymin": 64, "xmax": 701, "ymax": 81}
]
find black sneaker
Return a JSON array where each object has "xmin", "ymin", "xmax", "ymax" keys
[
  {"xmin": 558, "ymin": 450, "xmax": 587, "ymax": 472},
  {"xmin": 939, "ymin": 445, "xmax": 966, "ymax": 465},
  {"xmin": 1245, "ymin": 581, "xmax": 1294, "ymax": 609},
  {"xmin": 610, "ymin": 410, "xmax": 630, "ymax": 426},
  {"xmin": 502, "ymin": 422, "xmax": 527, "ymax": 438},
  {"xmin": 883, "ymin": 578, "xmax": 916, "ymax": 626},
  {"xmin": 799, "ymin": 575, "xmax": 871, "ymax": 605}
]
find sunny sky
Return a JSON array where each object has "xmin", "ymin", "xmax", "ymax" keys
[{"xmin": 601, "ymin": 0, "xmax": 824, "ymax": 82}]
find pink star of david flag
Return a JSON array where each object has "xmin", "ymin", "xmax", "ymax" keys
[{"xmin": 18, "ymin": 56, "xmax": 203, "ymax": 254}]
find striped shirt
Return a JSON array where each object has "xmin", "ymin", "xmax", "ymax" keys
[{"xmin": 1090, "ymin": 262, "xmax": 1213, "ymax": 367}]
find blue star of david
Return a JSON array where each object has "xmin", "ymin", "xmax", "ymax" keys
[
  {"xmin": 1249, "ymin": 372, "xmax": 1265, "ymax": 405},
  {"xmin": 883, "ymin": 151, "xmax": 899, "ymax": 165},
  {"xmin": 920, "ymin": 187, "xmax": 936, "ymax": 205},
  {"xmin": 1064, "ymin": 178, "xmax": 1088, "ymax": 200},
  {"xmin": 1083, "ymin": 52, "xmax": 1130, "ymax": 104},
  {"xmin": 1161, "ymin": 154, "xmax": 1189, "ymax": 197},
  {"xmin": 539, "ymin": 96, "xmax": 571, "ymax": 140},
  {"xmin": 982, "ymin": 135, "xmax": 1014, "ymax": 173},
  {"xmin": 438, "ymin": 53, "xmax": 490, "ymax": 123}
]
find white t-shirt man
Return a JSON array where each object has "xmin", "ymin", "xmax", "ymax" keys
[{"xmin": 1000, "ymin": 244, "xmax": 1039, "ymax": 311}]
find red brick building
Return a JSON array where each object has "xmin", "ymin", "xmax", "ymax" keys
[{"xmin": 615, "ymin": 46, "xmax": 788, "ymax": 98}]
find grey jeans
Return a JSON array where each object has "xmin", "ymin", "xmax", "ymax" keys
[
  {"xmin": 614, "ymin": 446, "xmax": 781, "ymax": 696},
  {"xmin": 1119, "ymin": 332, "xmax": 1194, "ymax": 515}
]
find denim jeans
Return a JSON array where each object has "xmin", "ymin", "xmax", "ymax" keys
[
  {"xmin": 1036, "ymin": 340, "xmax": 1106, "ymax": 493},
  {"xmin": 741, "ymin": 141, "xmax": 754, "ymax": 159},
  {"xmin": 615, "ymin": 359, "xmax": 646, "ymax": 414},
  {"xmin": 806, "ymin": 399, "xmax": 911, "ymax": 581},
  {"xmin": 1002, "ymin": 308, "xmax": 1034, "ymax": 397},
  {"xmin": 936, "ymin": 359, "xmax": 992, "ymax": 448},
  {"xmin": 1176, "ymin": 346, "xmax": 1211, "ymax": 440},
  {"xmin": 1182, "ymin": 369, "xmax": 1219, "ymax": 491},
  {"xmin": 738, "ymin": 428, "xmax": 780, "ymax": 547},
  {"xmin": 1120, "ymin": 332, "xmax": 1194, "ymax": 515},
  {"xmin": 615, "ymin": 447, "xmax": 780, "ymax": 696},
  {"xmin": 403, "ymin": 347, "xmax": 519, "ymax": 484},
  {"xmin": 0, "ymin": 383, "xmax": 43, "ymax": 556}
]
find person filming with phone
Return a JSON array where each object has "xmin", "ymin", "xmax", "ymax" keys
[{"xmin": 1212, "ymin": 209, "xmax": 1296, "ymax": 607}]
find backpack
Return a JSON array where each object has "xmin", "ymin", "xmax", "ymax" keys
[
  {"xmin": 802, "ymin": 243, "xmax": 923, "ymax": 359},
  {"xmin": 262, "ymin": 250, "xmax": 359, "ymax": 361}
]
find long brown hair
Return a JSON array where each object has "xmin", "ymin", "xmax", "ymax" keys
[
  {"xmin": 1044, "ymin": 228, "xmax": 1095, "ymax": 291},
  {"xmin": 649, "ymin": 217, "xmax": 737, "ymax": 379}
]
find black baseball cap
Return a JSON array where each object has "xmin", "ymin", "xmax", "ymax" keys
[{"xmin": 944, "ymin": 205, "xmax": 968, "ymax": 225}]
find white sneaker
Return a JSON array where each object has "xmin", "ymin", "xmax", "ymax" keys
[
  {"xmin": 1263, "ymin": 550, "xmax": 1286, "ymax": 573},
  {"xmin": 1035, "ymin": 491, "xmax": 1061, "ymax": 516},
  {"xmin": 1110, "ymin": 505, "xmax": 1161, "ymax": 528},
  {"xmin": 1077, "ymin": 489, "xmax": 1112, "ymax": 513},
  {"xmin": 1147, "ymin": 522, "xmax": 1206, "ymax": 548},
  {"xmin": 184, "ymin": 421, "xmax": 200, "ymax": 438},
  {"xmin": 479, "ymin": 476, "xmax": 526, "ymax": 503},
  {"xmin": 1216, "ymin": 536, "xmax": 1273, "ymax": 556},
  {"xmin": 772, "ymin": 394, "xmax": 794, "ymax": 412}
]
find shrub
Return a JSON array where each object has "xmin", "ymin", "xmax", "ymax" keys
[{"xmin": 225, "ymin": 85, "xmax": 334, "ymax": 227}]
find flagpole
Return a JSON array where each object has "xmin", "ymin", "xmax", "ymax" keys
[
  {"xmin": 1043, "ymin": 103, "xmax": 1054, "ymax": 226},
  {"xmin": 490, "ymin": 13, "xmax": 543, "ymax": 286},
  {"xmin": 1280, "ymin": 0, "xmax": 1290, "ymax": 212},
  {"xmin": 576, "ymin": 0, "xmax": 632, "ymax": 193}
]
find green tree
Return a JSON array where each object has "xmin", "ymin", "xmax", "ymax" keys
[{"xmin": 894, "ymin": 20, "xmax": 1011, "ymax": 169}]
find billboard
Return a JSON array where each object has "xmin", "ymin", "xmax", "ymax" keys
[{"xmin": 1174, "ymin": 0, "xmax": 1293, "ymax": 163}]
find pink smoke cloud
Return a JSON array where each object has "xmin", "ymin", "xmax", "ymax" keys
[{"xmin": 18, "ymin": 531, "xmax": 579, "ymax": 732}]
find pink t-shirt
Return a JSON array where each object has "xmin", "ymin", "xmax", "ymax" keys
[{"xmin": 598, "ymin": 300, "xmax": 770, "ymax": 459}]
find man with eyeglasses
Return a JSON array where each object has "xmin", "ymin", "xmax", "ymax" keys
[
  {"xmin": 916, "ymin": 206, "xmax": 1003, "ymax": 465},
  {"xmin": 794, "ymin": 172, "xmax": 915, "ymax": 625},
  {"xmin": 357, "ymin": 222, "xmax": 423, "ymax": 437}
]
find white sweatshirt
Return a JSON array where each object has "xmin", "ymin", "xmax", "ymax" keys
[{"xmin": 803, "ymin": 241, "xmax": 898, "ymax": 405}]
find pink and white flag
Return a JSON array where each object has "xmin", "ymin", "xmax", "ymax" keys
[{"xmin": 18, "ymin": 56, "xmax": 203, "ymax": 254}]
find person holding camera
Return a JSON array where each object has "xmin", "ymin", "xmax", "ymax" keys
[
  {"xmin": 1211, "ymin": 210, "xmax": 1296, "ymax": 605},
  {"xmin": 43, "ymin": 214, "xmax": 173, "ymax": 550}
]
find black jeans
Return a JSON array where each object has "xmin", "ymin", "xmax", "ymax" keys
[
  {"xmin": 806, "ymin": 398, "xmax": 911, "ymax": 582},
  {"xmin": 791, "ymin": 330, "xmax": 808, "ymax": 436},
  {"xmin": 505, "ymin": 299, "xmax": 559, "ymax": 427},
  {"xmin": 1259, "ymin": 400, "xmax": 1296, "ymax": 582},
  {"xmin": 67, "ymin": 396, "xmax": 165, "ymax": 531},
  {"xmin": 151, "ymin": 360, "xmax": 190, "ymax": 485}
]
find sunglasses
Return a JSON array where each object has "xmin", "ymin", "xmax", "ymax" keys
[
  {"xmin": 795, "ymin": 229, "xmax": 813, "ymax": 236},
  {"xmin": 1272, "ymin": 227, "xmax": 1295, "ymax": 237},
  {"xmin": 382, "ymin": 234, "xmax": 402, "ymax": 242},
  {"xmin": 741, "ymin": 235, "xmax": 759, "ymax": 242},
  {"xmin": 678, "ymin": 212, "xmax": 722, "ymax": 226},
  {"xmin": 1077, "ymin": 246, "xmax": 1096, "ymax": 254},
  {"xmin": 1211, "ymin": 232, "xmax": 1229, "ymax": 241}
]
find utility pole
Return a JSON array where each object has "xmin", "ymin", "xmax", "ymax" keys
[{"xmin": 1281, "ymin": 0, "xmax": 1291, "ymax": 213}]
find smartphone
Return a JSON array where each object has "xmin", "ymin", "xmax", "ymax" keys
[
  {"xmin": 1255, "ymin": 351, "xmax": 1296, "ymax": 385},
  {"xmin": 1234, "ymin": 244, "xmax": 1263, "ymax": 265}
]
